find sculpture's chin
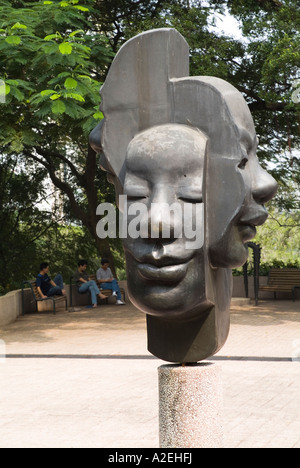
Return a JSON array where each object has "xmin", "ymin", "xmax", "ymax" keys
[
  {"xmin": 209, "ymin": 226, "xmax": 250, "ymax": 269},
  {"xmin": 128, "ymin": 286, "xmax": 213, "ymax": 322}
]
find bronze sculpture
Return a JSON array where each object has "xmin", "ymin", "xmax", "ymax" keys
[{"xmin": 90, "ymin": 29, "xmax": 277, "ymax": 363}]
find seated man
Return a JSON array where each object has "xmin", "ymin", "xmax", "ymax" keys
[
  {"xmin": 36, "ymin": 262, "xmax": 66, "ymax": 299},
  {"xmin": 96, "ymin": 258, "xmax": 125, "ymax": 305},
  {"xmin": 74, "ymin": 260, "xmax": 106, "ymax": 308}
]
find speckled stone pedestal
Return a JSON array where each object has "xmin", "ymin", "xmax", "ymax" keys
[{"xmin": 158, "ymin": 362, "xmax": 223, "ymax": 448}]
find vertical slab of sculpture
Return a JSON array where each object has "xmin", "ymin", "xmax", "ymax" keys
[{"xmin": 90, "ymin": 28, "xmax": 277, "ymax": 364}]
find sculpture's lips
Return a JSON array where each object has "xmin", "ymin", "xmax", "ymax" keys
[
  {"xmin": 134, "ymin": 250, "xmax": 195, "ymax": 268},
  {"xmin": 239, "ymin": 206, "xmax": 268, "ymax": 227},
  {"xmin": 137, "ymin": 262, "xmax": 189, "ymax": 283},
  {"xmin": 238, "ymin": 206, "xmax": 268, "ymax": 242}
]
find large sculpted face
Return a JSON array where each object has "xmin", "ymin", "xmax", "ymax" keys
[{"xmin": 122, "ymin": 124, "xmax": 210, "ymax": 320}]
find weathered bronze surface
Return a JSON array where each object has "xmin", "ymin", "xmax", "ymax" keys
[{"xmin": 90, "ymin": 29, "xmax": 277, "ymax": 363}]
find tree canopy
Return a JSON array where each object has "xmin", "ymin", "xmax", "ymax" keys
[{"xmin": 0, "ymin": 0, "xmax": 299, "ymax": 293}]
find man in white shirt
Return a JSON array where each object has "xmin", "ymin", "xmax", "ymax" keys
[{"xmin": 96, "ymin": 258, "xmax": 125, "ymax": 305}]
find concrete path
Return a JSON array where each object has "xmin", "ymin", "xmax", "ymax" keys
[{"xmin": 0, "ymin": 299, "xmax": 299, "ymax": 448}]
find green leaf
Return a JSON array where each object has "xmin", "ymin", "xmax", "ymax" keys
[
  {"xmin": 11, "ymin": 87, "xmax": 24, "ymax": 101},
  {"xmin": 51, "ymin": 100, "xmax": 66, "ymax": 114},
  {"xmin": 44, "ymin": 1, "xmax": 53, "ymax": 4},
  {"xmin": 5, "ymin": 36, "xmax": 21, "ymax": 45},
  {"xmin": 74, "ymin": 5, "xmax": 89, "ymax": 12},
  {"xmin": 50, "ymin": 94, "xmax": 62, "ymax": 100},
  {"xmin": 11, "ymin": 23, "xmax": 27, "ymax": 30},
  {"xmin": 59, "ymin": 42, "xmax": 73, "ymax": 55},
  {"xmin": 6, "ymin": 80, "xmax": 19, "ymax": 86},
  {"xmin": 93, "ymin": 111, "xmax": 104, "ymax": 120},
  {"xmin": 64, "ymin": 100, "xmax": 87, "ymax": 118},
  {"xmin": 44, "ymin": 33, "xmax": 60, "ymax": 41},
  {"xmin": 57, "ymin": 72, "xmax": 72, "ymax": 79},
  {"xmin": 40, "ymin": 90, "xmax": 56, "ymax": 97},
  {"xmin": 43, "ymin": 43, "xmax": 59, "ymax": 55},
  {"xmin": 65, "ymin": 93, "xmax": 85, "ymax": 102},
  {"xmin": 64, "ymin": 77, "xmax": 78, "ymax": 89},
  {"xmin": 78, "ymin": 75, "xmax": 92, "ymax": 81},
  {"xmin": 69, "ymin": 30, "xmax": 84, "ymax": 37}
]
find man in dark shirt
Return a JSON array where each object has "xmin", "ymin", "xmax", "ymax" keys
[{"xmin": 36, "ymin": 262, "xmax": 66, "ymax": 299}]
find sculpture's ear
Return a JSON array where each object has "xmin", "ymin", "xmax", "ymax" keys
[{"xmin": 97, "ymin": 28, "xmax": 189, "ymax": 187}]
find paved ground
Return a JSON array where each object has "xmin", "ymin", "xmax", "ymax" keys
[{"xmin": 0, "ymin": 298, "xmax": 299, "ymax": 448}]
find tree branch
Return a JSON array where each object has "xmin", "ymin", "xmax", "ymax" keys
[
  {"xmin": 236, "ymin": 85, "xmax": 287, "ymax": 111},
  {"xmin": 269, "ymin": 213, "xmax": 300, "ymax": 228},
  {"xmin": 33, "ymin": 146, "xmax": 85, "ymax": 186},
  {"xmin": 23, "ymin": 149, "xmax": 89, "ymax": 225}
]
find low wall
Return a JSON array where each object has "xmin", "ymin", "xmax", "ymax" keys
[
  {"xmin": 0, "ymin": 287, "xmax": 60, "ymax": 326},
  {"xmin": 0, "ymin": 289, "xmax": 22, "ymax": 327},
  {"xmin": 0, "ymin": 280, "xmax": 130, "ymax": 327},
  {"xmin": 0, "ymin": 278, "xmax": 298, "ymax": 327}
]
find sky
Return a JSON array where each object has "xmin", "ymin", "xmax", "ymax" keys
[{"xmin": 210, "ymin": 12, "xmax": 243, "ymax": 40}]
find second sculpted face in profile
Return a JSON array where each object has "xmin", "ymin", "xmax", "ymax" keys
[
  {"xmin": 90, "ymin": 28, "xmax": 277, "ymax": 363},
  {"xmin": 207, "ymin": 96, "xmax": 278, "ymax": 270}
]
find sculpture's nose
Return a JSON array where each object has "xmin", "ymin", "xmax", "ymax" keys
[
  {"xmin": 148, "ymin": 205, "xmax": 177, "ymax": 240},
  {"xmin": 147, "ymin": 186, "xmax": 181, "ymax": 240},
  {"xmin": 251, "ymin": 163, "xmax": 278, "ymax": 205}
]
